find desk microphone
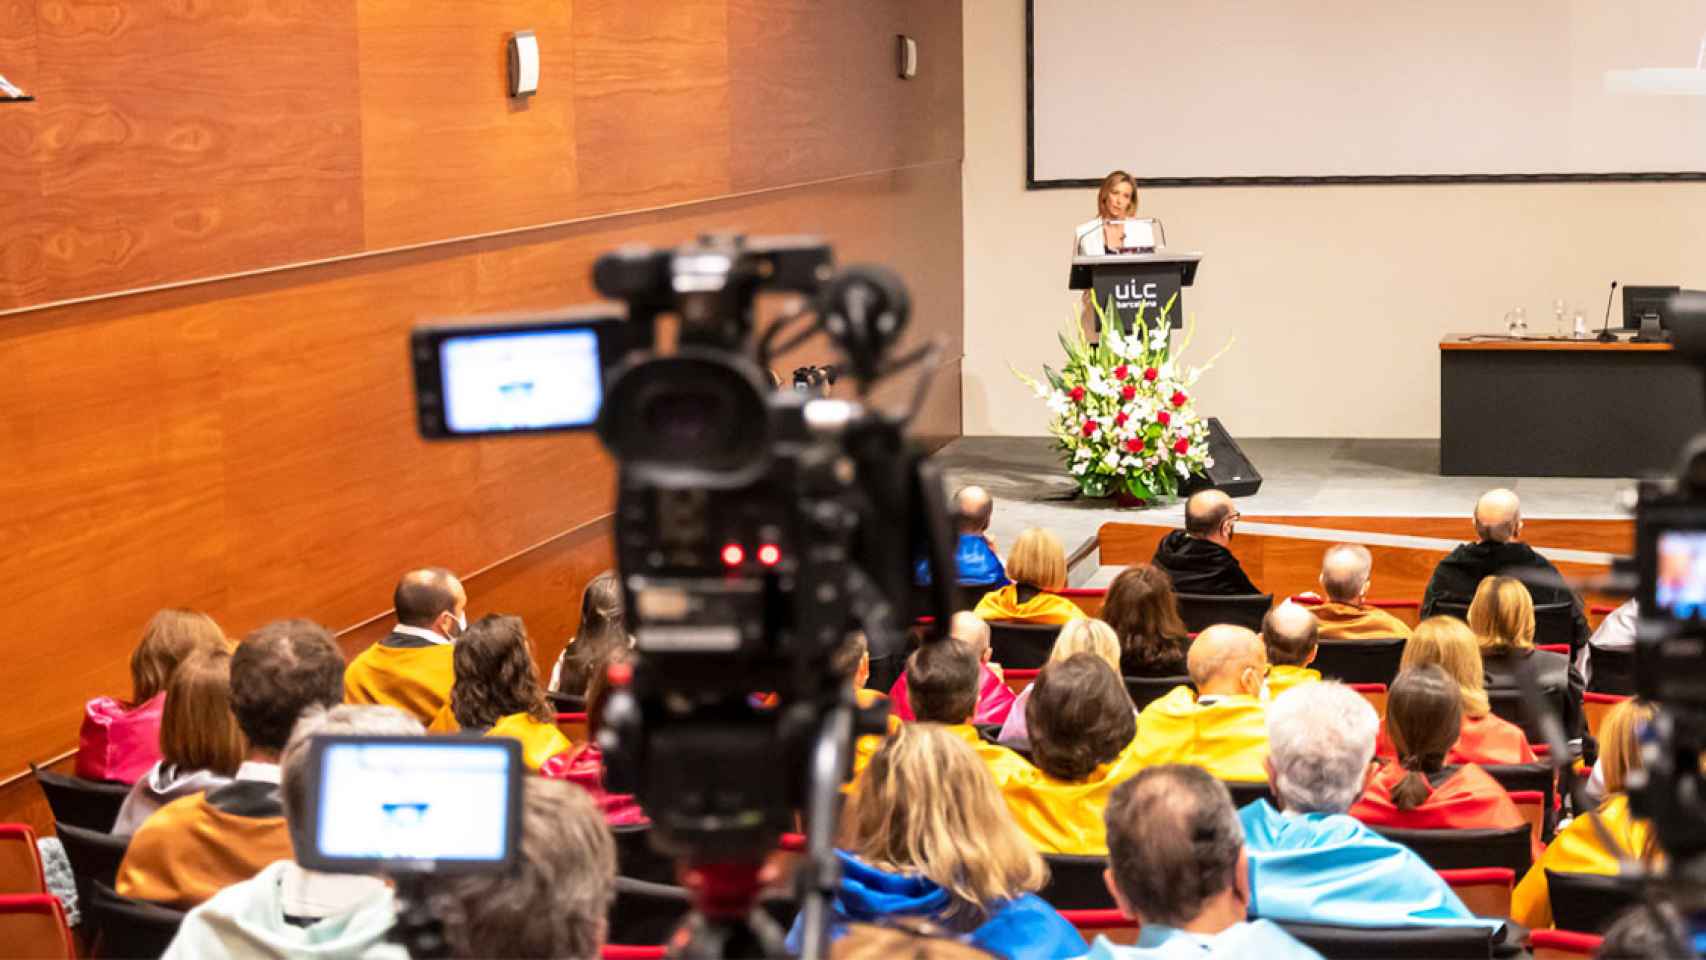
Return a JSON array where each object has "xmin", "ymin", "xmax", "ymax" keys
[{"xmin": 1597, "ymin": 281, "xmax": 1620, "ymax": 343}]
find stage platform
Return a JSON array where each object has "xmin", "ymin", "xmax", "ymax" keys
[{"xmin": 931, "ymin": 437, "xmax": 1632, "ymax": 588}]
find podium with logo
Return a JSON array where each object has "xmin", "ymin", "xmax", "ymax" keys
[{"xmin": 1069, "ymin": 252, "xmax": 1203, "ymax": 334}]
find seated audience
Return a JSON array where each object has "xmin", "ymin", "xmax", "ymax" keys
[
  {"xmin": 835, "ymin": 630, "xmax": 903, "ymax": 782},
  {"xmin": 550, "ymin": 569, "xmax": 626, "ymax": 695},
  {"xmin": 915, "ymin": 485, "xmax": 1008, "ymax": 587},
  {"xmin": 1150, "ymin": 489, "xmax": 1260, "ymax": 596},
  {"xmin": 114, "ymin": 648, "xmax": 244, "ymax": 835},
  {"xmin": 998, "ymin": 617, "xmax": 1120, "ymax": 745},
  {"xmin": 1598, "ymin": 899, "xmax": 1686, "ymax": 960},
  {"xmin": 1418, "ymin": 488, "xmax": 1589, "ymax": 647},
  {"xmin": 163, "ymin": 704, "xmax": 425, "ymax": 958},
  {"xmin": 1469, "ymin": 575, "xmax": 1584, "ymax": 738},
  {"xmin": 344, "ymin": 568, "xmax": 464, "ymax": 725},
  {"xmin": 1377, "ymin": 616, "xmax": 1535, "ymax": 765},
  {"xmin": 1261, "ymin": 602, "xmax": 1321, "ymax": 698},
  {"xmin": 892, "ymin": 638, "xmax": 1028, "ymax": 784},
  {"xmin": 1350, "ymin": 666, "xmax": 1539, "ymax": 859},
  {"xmin": 541, "ymin": 645, "xmax": 646, "ymax": 825},
  {"xmin": 1132, "ymin": 625, "xmax": 1269, "ymax": 782},
  {"xmin": 999, "ymin": 654, "xmax": 1140, "ymax": 854},
  {"xmin": 1089, "ymin": 765, "xmax": 1321, "ymax": 959},
  {"xmin": 439, "ymin": 614, "xmax": 569, "ymax": 770},
  {"xmin": 1310, "ymin": 544, "xmax": 1412, "ymax": 640},
  {"xmin": 1512, "ymin": 699, "xmax": 1659, "ymax": 930},
  {"xmin": 78, "ymin": 608, "xmax": 226, "ymax": 783},
  {"xmin": 789, "ymin": 723, "xmax": 1086, "ymax": 959},
  {"xmin": 1576, "ymin": 597, "xmax": 1635, "ymax": 690},
  {"xmin": 890, "ymin": 612, "xmax": 1017, "ymax": 726},
  {"xmin": 118, "ymin": 619, "xmax": 344, "ymax": 908},
  {"xmin": 973, "ymin": 528, "xmax": 1081, "ymax": 625},
  {"xmin": 1242, "ymin": 682, "xmax": 1498, "ymax": 930},
  {"xmin": 1100, "ymin": 564, "xmax": 1192, "ymax": 678},
  {"xmin": 832, "ymin": 922, "xmax": 1000, "ymax": 960}
]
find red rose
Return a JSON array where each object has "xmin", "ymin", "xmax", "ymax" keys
[
  {"xmin": 1082, "ymin": 419, "xmax": 1098, "ymax": 437},
  {"xmin": 1170, "ymin": 390, "xmax": 1187, "ymax": 407},
  {"xmin": 1157, "ymin": 410, "xmax": 1171, "ymax": 426},
  {"xmin": 1173, "ymin": 438, "xmax": 1190, "ymax": 454},
  {"xmin": 1069, "ymin": 385, "xmax": 1086, "ymax": 403},
  {"xmin": 1144, "ymin": 367, "xmax": 1159, "ymax": 382},
  {"xmin": 1125, "ymin": 438, "xmax": 1143, "ymax": 453},
  {"xmin": 1114, "ymin": 364, "xmax": 1129, "ymax": 380},
  {"xmin": 1113, "ymin": 411, "xmax": 1129, "ymax": 427},
  {"xmin": 1120, "ymin": 384, "xmax": 1137, "ymax": 401}
]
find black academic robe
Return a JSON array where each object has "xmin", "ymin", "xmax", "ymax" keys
[{"xmin": 1151, "ymin": 530, "xmax": 1260, "ymax": 596}]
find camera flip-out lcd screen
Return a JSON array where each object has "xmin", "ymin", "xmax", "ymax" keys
[
  {"xmin": 1655, "ymin": 529, "xmax": 1706, "ymax": 620},
  {"xmin": 440, "ymin": 328, "xmax": 603, "ymax": 433}
]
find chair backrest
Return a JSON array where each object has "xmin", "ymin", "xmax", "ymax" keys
[
  {"xmin": 1486, "ymin": 687, "xmax": 1566, "ymax": 746},
  {"xmin": 1585, "ymin": 647, "xmax": 1635, "ymax": 696},
  {"xmin": 555, "ymin": 712, "xmax": 590, "ymax": 745},
  {"xmin": 613, "ymin": 824, "xmax": 677, "ymax": 886},
  {"xmin": 1058, "ymin": 908, "xmax": 1140, "ymax": 946},
  {"xmin": 1507, "ymin": 791, "xmax": 1545, "ymax": 849},
  {"xmin": 988, "ymin": 621, "xmax": 1063, "ymax": 669},
  {"xmin": 1039, "ymin": 853, "xmax": 1116, "ymax": 910},
  {"xmin": 547, "ymin": 690, "xmax": 586, "ymax": 713},
  {"xmin": 87, "ymin": 881, "xmax": 185, "ymax": 960},
  {"xmin": 30, "ymin": 765, "xmax": 129, "ymax": 833},
  {"xmin": 1349, "ymin": 682, "xmax": 1389, "ymax": 719},
  {"xmin": 54, "ymin": 821, "xmax": 129, "ymax": 909},
  {"xmin": 1481, "ymin": 762, "xmax": 1556, "ymax": 842},
  {"xmin": 1531, "ymin": 602, "xmax": 1577, "ymax": 652},
  {"xmin": 1310, "ymin": 637, "xmax": 1407, "ymax": 685},
  {"xmin": 1582, "ymin": 692, "xmax": 1631, "ymax": 741},
  {"xmin": 1123, "ymin": 675, "xmax": 1192, "ymax": 712},
  {"xmin": 1438, "ymin": 867, "xmax": 1514, "ymax": 921},
  {"xmin": 1544, "ymin": 869, "xmax": 1640, "ymax": 934},
  {"xmin": 1271, "ymin": 919, "xmax": 1497, "ymax": 959},
  {"xmin": 0, "ymin": 824, "xmax": 45, "ymax": 894},
  {"xmin": 1528, "ymin": 929, "xmax": 1604, "ymax": 959},
  {"xmin": 1001, "ymin": 668, "xmax": 1038, "ymax": 695},
  {"xmin": 1372, "ymin": 824, "xmax": 1533, "ymax": 876},
  {"xmin": 0, "ymin": 894, "xmax": 74, "ymax": 959},
  {"xmin": 1221, "ymin": 780, "xmax": 1272, "ymax": 809},
  {"xmin": 1175, "ymin": 593, "xmax": 1273, "ymax": 633}
]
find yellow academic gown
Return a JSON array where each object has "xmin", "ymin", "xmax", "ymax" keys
[
  {"xmin": 942, "ymin": 723, "xmax": 1033, "ymax": 786},
  {"xmin": 973, "ymin": 585, "xmax": 1083, "ymax": 625},
  {"xmin": 1132, "ymin": 687, "xmax": 1269, "ymax": 783},
  {"xmin": 1512, "ymin": 793, "xmax": 1655, "ymax": 930},
  {"xmin": 852, "ymin": 688, "xmax": 902, "ymax": 782},
  {"xmin": 116, "ymin": 793, "xmax": 292, "ymax": 909},
  {"xmin": 1000, "ymin": 737, "xmax": 1145, "ymax": 855},
  {"xmin": 343, "ymin": 639, "xmax": 456, "ymax": 727},
  {"xmin": 1264, "ymin": 665, "xmax": 1321, "ymax": 699},
  {"xmin": 487, "ymin": 713, "xmax": 573, "ymax": 771},
  {"xmin": 1312, "ymin": 602, "xmax": 1413, "ymax": 641}
]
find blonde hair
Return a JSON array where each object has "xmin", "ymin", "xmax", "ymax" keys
[
  {"xmin": 1402, "ymin": 616, "xmax": 1492, "ymax": 718},
  {"xmin": 1467, "ymin": 576, "xmax": 1535, "ymax": 652},
  {"xmin": 132, "ymin": 609, "xmax": 227, "ymax": 705},
  {"xmin": 1048, "ymin": 618, "xmax": 1120, "ymax": 673},
  {"xmin": 845, "ymin": 724, "xmax": 1047, "ymax": 917},
  {"xmin": 159, "ymin": 648, "xmax": 245, "ymax": 776},
  {"xmin": 1598, "ymin": 698, "xmax": 1656, "ymax": 797},
  {"xmin": 1006, "ymin": 528, "xmax": 1068, "ymax": 592}
]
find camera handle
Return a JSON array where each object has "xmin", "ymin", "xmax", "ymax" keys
[{"xmin": 386, "ymin": 874, "xmax": 449, "ymax": 960}]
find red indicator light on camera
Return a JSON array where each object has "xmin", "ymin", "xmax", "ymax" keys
[
  {"xmin": 757, "ymin": 544, "xmax": 782, "ymax": 567},
  {"xmin": 721, "ymin": 543, "xmax": 745, "ymax": 567}
]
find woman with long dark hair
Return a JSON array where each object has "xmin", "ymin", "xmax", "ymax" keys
[
  {"xmin": 447, "ymin": 614, "xmax": 569, "ymax": 770},
  {"xmin": 1100, "ymin": 564, "xmax": 1191, "ymax": 677}
]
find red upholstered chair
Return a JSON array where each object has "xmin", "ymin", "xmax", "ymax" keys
[
  {"xmin": 1439, "ymin": 867, "xmax": 1515, "ymax": 919},
  {"xmin": 556, "ymin": 711, "xmax": 590, "ymax": 745},
  {"xmin": 1058, "ymin": 909, "xmax": 1140, "ymax": 946},
  {"xmin": 1529, "ymin": 929, "xmax": 1602, "ymax": 959},
  {"xmin": 1535, "ymin": 643, "xmax": 1570, "ymax": 656},
  {"xmin": 1583, "ymin": 692, "xmax": 1630, "ymax": 741},
  {"xmin": 1348, "ymin": 682, "xmax": 1388, "ymax": 718},
  {"xmin": 1054, "ymin": 587, "xmax": 1106, "ymax": 618},
  {"xmin": 0, "ymin": 825, "xmax": 46, "ymax": 895},
  {"xmin": 0, "ymin": 895, "xmax": 74, "ymax": 959},
  {"xmin": 603, "ymin": 947, "xmax": 667, "ymax": 960},
  {"xmin": 1508, "ymin": 790, "xmax": 1546, "ymax": 848},
  {"xmin": 1002, "ymin": 668, "xmax": 1038, "ymax": 695}
]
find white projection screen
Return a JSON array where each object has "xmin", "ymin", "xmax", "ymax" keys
[{"xmin": 1028, "ymin": 0, "xmax": 1706, "ymax": 186}]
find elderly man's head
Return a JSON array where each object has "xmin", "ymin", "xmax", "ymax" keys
[
  {"xmin": 1183, "ymin": 490, "xmax": 1239, "ymax": 546},
  {"xmin": 1186, "ymin": 624, "xmax": 1267, "ymax": 698},
  {"xmin": 1473, "ymin": 489, "xmax": 1523, "ymax": 544},
  {"xmin": 1103, "ymin": 765, "xmax": 1248, "ymax": 930},
  {"xmin": 1264, "ymin": 682, "xmax": 1380, "ymax": 814},
  {"xmin": 947, "ymin": 611, "xmax": 992, "ymax": 665},
  {"xmin": 1260, "ymin": 602, "xmax": 1319, "ymax": 668},
  {"xmin": 954, "ymin": 486, "xmax": 995, "ymax": 535},
  {"xmin": 1319, "ymin": 544, "xmax": 1375, "ymax": 605}
]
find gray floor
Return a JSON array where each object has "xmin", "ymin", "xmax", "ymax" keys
[{"xmin": 931, "ymin": 437, "xmax": 1633, "ymax": 583}]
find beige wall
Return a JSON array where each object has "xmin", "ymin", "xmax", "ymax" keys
[{"xmin": 963, "ymin": 0, "xmax": 1706, "ymax": 438}]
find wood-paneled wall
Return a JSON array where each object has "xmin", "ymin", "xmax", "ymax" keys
[{"xmin": 0, "ymin": 0, "xmax": 964, "ymax": 810}]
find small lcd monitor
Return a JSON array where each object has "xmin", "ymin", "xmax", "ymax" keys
[{"xmin": 1622, "ymin": 285, "xmax": 1681, "ymax": 334}]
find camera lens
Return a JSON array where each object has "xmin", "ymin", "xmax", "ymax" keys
[{"xmin": 647, "ymin": 391, "xmax": 719, "ymax": 446}]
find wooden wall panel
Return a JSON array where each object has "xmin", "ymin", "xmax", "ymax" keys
[{"xmin": 1242, "ymin": 515, "xmax": 1633, "ymax": 556}]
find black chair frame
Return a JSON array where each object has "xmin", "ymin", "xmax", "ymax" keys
[
  {"xmin": 1545, "ymin": 868, "xmax": 1640, "ymax": 934},
  {"xmin": 1123, "ymin": 675, "xmax": 1192, "ymax": 712},
  {"xmin": 1310, "ymin": 637, "xmax": 1407, "ymax": 686},
  {"xmin": 987, "ymin": 620, "xmax": 1063, "ymax": 670},
  {"xmin": 1175, "ymin": 592, "xmax": 1273, "ymax": 633},
  {"xmin": 86, "ymin": 881, "xmax": 185, "ymax": 960},
  {"xmin": 31, "ymin": 765, "xmax": 130, "ymax": 833},
  {"xmin": 1039, "ymin": 853, "xmax": 1115, "ymax": 910},
  {"xmin": 1372, "ymin": 823, "xmax": 1533, "ymax": 876},
  {"xmin": 1270, "ymin": 919, "xmax": 1499, "ymax": 960}
]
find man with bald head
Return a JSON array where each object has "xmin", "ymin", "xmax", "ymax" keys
[
  {"xmin": 888, "ymin": 611, "xmax": 1017, "ymax": 726},
  {"xmin": 1261, "ymin": 602, "xmax": 1322, "ymax": 697},
  {"xmin": 344, "ymin": 567, "xmax": 467, "ymax": 724},
  {"xmin": 1419, "ymin": 489, "xmax": 1589, "ymax": 645},
  {"xmin": 915, "ymin": 484, "xmax": 1007, "ymax": 587},
  {"xmin": 1312, "ymin": 544, "xmax": 1412, "ymax": 640},
  {"xmin": 1152, "ymin": 489, "xmax": 1261, "ymax": 595},
  {"xmin": 1132, "ymin": 624, "xmax": 1270, "ymax": 781}
]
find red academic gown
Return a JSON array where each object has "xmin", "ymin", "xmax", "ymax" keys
[
  {"xmin": 887, "ymin": 664, "xmax": 1016, "ymax": 726},
  {"xmin": 1376, "ymin": 712, "xmax": 1536, "ymax": 766},
  {"xmin": 1352, "ymin": 762, "xmax": 1543, "ymax": 861}
]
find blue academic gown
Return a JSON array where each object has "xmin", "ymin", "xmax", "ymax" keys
[
  {"xmin": 1237, "ymin": 800, "xmax": 1502, "ymax": 930},
  {"xmin": 1083, "ymin": 921, "xmax": 1322, "ymax": 959},
  {"xmin": 915, "ymin": 534, "xmax": 1007, "ymax": 586},
  {"xmin": 784, "ymin": 850, "xmax": 1086, "ymax": 960}
]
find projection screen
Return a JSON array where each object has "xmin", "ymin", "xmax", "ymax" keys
[{"xmin": 1027, "ymin": 0, "xmax": 1706, "ymax": 186}]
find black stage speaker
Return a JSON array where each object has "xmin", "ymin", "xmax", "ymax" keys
[{"xmin": 1181, "ymin": 417, "xmax": 1262, "ymax": 498}]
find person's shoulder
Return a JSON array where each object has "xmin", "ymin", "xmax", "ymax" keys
[{"xmin": 1236, "ymin": 919, "xmax": 1325, "ymax": 958}]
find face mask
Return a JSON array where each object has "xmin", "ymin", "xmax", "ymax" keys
[{"xmin": 446, "ymin": 610, "xmax": 467, "ymax": 639}]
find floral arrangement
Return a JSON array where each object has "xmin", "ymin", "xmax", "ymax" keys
[{"xmin": 1015, "ymin": 296, "xmax": 1230, "ymax": 505}]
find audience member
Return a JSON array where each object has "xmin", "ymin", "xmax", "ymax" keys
[
  {"xmin": 1349, "ymin": 666, "xmax": 1539, "ymax": 858},
  {"xmin": 831, "ymin": 630, "xmax": 903, "ymax": 782},
  {"xmin": 832, "ymin": 922, "xmax": 999, "ymax": 960},
  {"xmin": 1512, "ymin": 699, "xmax": 1658, "ymax": 930},
  {"xmin": 915, "ymin": 485, "xmax": 1008, "ymax": 587},
  {"xmin": 1100, "ymin": 564, "xmax": 1192, "ymax": 678},
  {"xmin": 113, "ymin": 648, "xmax": 244, "ymax": 835},
  {"xmin": 973, "ymin": 528, "xmax": 1081, "ymax": 624},
  {"xmin": 118, "ymin": 619, "xmax": 344, "ymax": 908},
  {"xmin": 1260, "ymin": 602, "xmax": 1321, "ymax": 698},
  {"xmin": 344, "ymin": 568, "xmax": 465, "ymax": 725},
  {"xmin": 541, "ymin": 644, "xmax": 646, "ymax": 825},
  {"xmin": 1575, "ymin": 597, "xmax": 1635, "ymax": 691},
  {"xmin": 998, "ymin": 617, "xmax": 1120, "ymax": 745},
  {"xmin": 162, "ymin": 704, "xmax": 425, "ymax": 959},
  {"xmin": 1418, "ymin": 489, "xmax": 1589, "ymax": 646},
  {"xmin": 441, "ymin": 614, "xmax": 569, "ymax": 770},
  {"xmin": 1242, "ymin": 682, "xmax": 1498, "ymax": 931},
  {"xmin": 550, "ymin": 570, "xmax": 626, "ymax": 695},
  {"xmin": 78, "ymin": 608, "xmax": 226, "ymax": 784},
  {"xmin": 1379, "ymin": 616, "xmax": 1535, "ymax": 765},
  {"xmin": 1090, "ymin": 765, "xmax": 1321, "ymax": 959},
  {"xmin": 1598, "ymin": 899, "xmax": 1687, "ymax": 960},
  {"xmin": 890, "ymin": 613, "xmax": 1017, "ymax": 726},
  {"xmin": 1311, "ymin": 544, "xmax": 1412, "ymax": 640},
  {"xmin": 892, "ymin": 638, "xmax": 1028, "ymax": 783},
  {"xmin": 1000, "ymin": 654, "xmax": 1140, "ymax": 854},
  {"xmin": 1132, "ymin": 625, "xmax": 1269, "ymax": 782},
  {"xmin": 1150, "ymin": 490, "xmax": 1260, "ymax": 596},
  {"xmin": 1469, "ymin": 575, "xmax": 1584, "ymax": 737},
  {"xmin": 790, "ymin": 723, "xmax": 1086, "ymax": 959}
]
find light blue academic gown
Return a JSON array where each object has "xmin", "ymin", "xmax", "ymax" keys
[{"xmin": 1083, "ymin": 920, "xmax": 1322, "ymax": 958}]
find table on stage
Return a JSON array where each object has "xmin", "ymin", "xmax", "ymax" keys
[{"xmin": 1439, "ymin": 334, "xmax": 1706, "ymax": 477}]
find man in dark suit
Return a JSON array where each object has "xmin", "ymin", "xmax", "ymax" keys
[
  {"xmin": 1419, "ymin": 488, "xmax": 1589, "ymax": 645},
  {"xmin": 1152, "ymin": 489, "xmax": 1261, "ymax": 595}
]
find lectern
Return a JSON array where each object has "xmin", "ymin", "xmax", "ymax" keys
[{"xmin": 1069, "ymin": 252, "xmax": 1203, "ymax": 333}]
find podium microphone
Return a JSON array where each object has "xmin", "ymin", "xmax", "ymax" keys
[{"xmin": 1597, "ymin": 281, "xmax": 1620, "ymax": 343}]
